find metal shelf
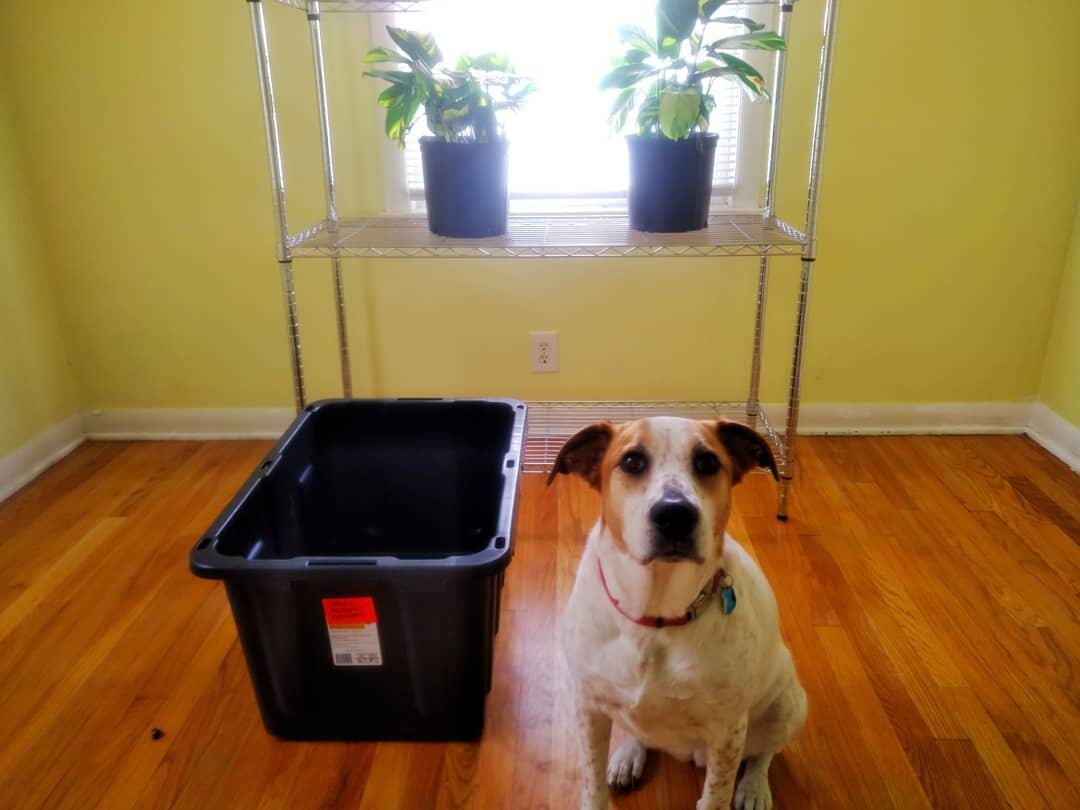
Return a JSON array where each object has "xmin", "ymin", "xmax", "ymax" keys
[
  {"xmin": 272, "ymin": 0, "xmax": 792, "ymax": 12},
  {"xmin": 523, "ymin": 400, "xmax": 785, "ymax": 475},
  {"xmin": 287, "ymin": 213, "xmax": 807, "ymax": 259},
  {"xmin": 245, "ymin": 0, "xmax": 839, "ymax": 518},
  {"xmin": 274, "ymin": 0, "xmax": 431, "ymax": 12}
]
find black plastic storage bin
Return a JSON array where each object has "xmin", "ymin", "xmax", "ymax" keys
[{"xmin": 190, "ymin": 398, "xmax": 526, "ymax": 741}]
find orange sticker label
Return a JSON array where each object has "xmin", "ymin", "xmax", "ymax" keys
[{"xmin": 322, "ymin": 597, "xmax": 377, "ymax": 627}]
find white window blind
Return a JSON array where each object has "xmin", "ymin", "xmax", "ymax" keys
[{"xmin": 377, "ymin": 0, "xmax": 768, "ymax": 212}]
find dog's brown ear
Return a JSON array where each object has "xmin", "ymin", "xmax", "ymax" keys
[
  {"xmin": 715, "ymin": 420, "xmax": 778, "ymax": 484},
  {"xmin": 547, "ymin": 422, "xmax": 614, "ymax": 489}
]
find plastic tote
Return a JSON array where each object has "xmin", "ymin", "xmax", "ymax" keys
[{"xmin": 190, "ymin": 398, "xmax": 526, "ymax": 741}]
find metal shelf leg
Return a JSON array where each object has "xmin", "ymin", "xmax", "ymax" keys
[
  {"xmin": 308, "ymin": 1, "xmax": 352, "ymax": 397},
  {"xmin": 747, "ymin": 254, "xmax": 770, "ymax": 430},
  {"xmin": 330, "ymin": 255, "xmax": 352, "ymax": 396},
  {"xmin": 250, "ymin": 0, "xmax": 306, "ymax": 411},
  {"xmin": 750, "ymin": 1, "xmax": 791, "ymax": 465},
  {"xmin": 778, "ymin": 0, "xmax": 839, "ymax": 520},
  {"xmin": 280, "ymin": 259, "xmax": 306, "ymax": 412},
  {"xmin": 778, "ymin": 259, "xmax": 813, "ymax": 520}
]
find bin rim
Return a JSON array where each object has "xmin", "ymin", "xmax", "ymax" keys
[{"xmin": 189, "ymin": 397, "xmax": 527, "ymax": 581}]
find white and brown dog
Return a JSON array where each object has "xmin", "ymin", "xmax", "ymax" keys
[{"xmin": 550, "ymin": 417, "xmax": 806, "ymax": 810}]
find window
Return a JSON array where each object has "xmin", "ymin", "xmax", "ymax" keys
[{"xmin": 374, "ymin": 0, "xmax": 773, "ymax": 213}]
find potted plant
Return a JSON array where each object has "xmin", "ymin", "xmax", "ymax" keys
[
  {"xmin": 364, "ymin": 28, "xmax": 534, "ymax": 238},
  {"xmin": 600, "ymin": 0, "xmax": 785, "ymax": 232}
]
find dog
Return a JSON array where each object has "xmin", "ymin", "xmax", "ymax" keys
[{"xmin": 549, "ymin": 417, "xmax": 806, "ymax": 810}]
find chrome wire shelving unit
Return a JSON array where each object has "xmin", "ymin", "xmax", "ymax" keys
[{"xmin": 247, "ymin": 0, "xmax": 839, "ymax": 519}]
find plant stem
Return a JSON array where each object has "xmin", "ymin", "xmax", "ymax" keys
[{"xmin": 690, "ymin": 19, "xmax": 711, "ymax": 79}]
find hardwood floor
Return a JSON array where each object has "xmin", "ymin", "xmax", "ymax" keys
[{"xmin": 0, "ymin": 436, "xmax": 1078, "ymax": 809}]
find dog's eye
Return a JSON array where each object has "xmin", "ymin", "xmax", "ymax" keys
[
  {"xmin": 619, "ymin": 451, "xmax": 648, "ymax": 476},
  {"xmin": 694, "ymin": 451, "xmax": 721, "ymax": 477}
]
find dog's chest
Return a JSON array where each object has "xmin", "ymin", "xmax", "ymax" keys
[{"xmin": 575, "ymin": 627, "xmax": 747, "ymax": 743}]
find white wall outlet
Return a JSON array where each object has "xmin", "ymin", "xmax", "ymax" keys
[{"xmin": 530, "ymin": 331, "xmax": 558, "ymax": 373}]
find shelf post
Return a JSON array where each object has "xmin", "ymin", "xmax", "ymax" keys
[
  {"xmin": 778, "ymin": 0, "xmax": 839, "ymax": 520},
  {"xmin": 747, "ymin": 0, "xmax": 793, "ymax": 430},
  {"xmin": 249, "ymin": 0, "xmax": 306, "ymax": 413},
  {"xmin": 307, "ymin": 0, "xmax": 353, "ymax": 398}
]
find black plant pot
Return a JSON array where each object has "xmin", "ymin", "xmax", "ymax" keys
[
  {"xmin": 626, "ymin": 133, "xmax": 718, "ymax": 233},
  {"xmin": 419, "ymin": 137, "xmax": 509, "ymax": 238}
]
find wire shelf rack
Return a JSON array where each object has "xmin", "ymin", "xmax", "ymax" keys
[
  {"xmin": 287, "ymin": 213, "xmax": 807, "ymax": 259},
  {"xmin": 522, "ymin": 400, "xmax": 785, "ymax": 475},
  {"xmin": 273, "ymin": 0, "xmax": 431, "ymax": 12},
  {"xmin": 272, "ymin": 0, "xmax": 794, "ymax": 11},
  {"xmin": 246, "ymin": 0, "xmax": 838, "ymax": 517}
]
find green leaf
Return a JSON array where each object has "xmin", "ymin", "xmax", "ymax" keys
[
  {"xmin": 698, "ymin": 0, "xmax": 727, "ymax": 19},
  {"xmin": 363, "ymin": 68, "xmax": 414, "ymax": 87},
  {"xmin": 402, "ymin": 90, "xmax": 421, "ymax": 137},
  {"xmin": 694, "ymin": 66, "xmax": 736, "ymax": 80},
  {"xmin": 442, "ymin": 105, "xmax": 470, "ymax": 126},
  {"xmin": 377, "ymin": 83, "xmax": 406, "ymax": 108},
  {"xmin": 698, "ymin": 94, "xmax": 715, "ymax": 128},
  {"xmin": 710, "ymin": 15, "xmax": 765, "ymax": 32},
  {"xmin": 386, "ymin": 26, "xmax": 442, "ymax": 67},
  {"xmin": 625, "ymin": 48, "xmax": 650, "ymax": 64},
  {"xmin": 457, "ymin": 51, "xmax": 512, "ymax": 72},
  {"xmin": 599, "ymin": 62, "xmax": 657, "ymax": 91},
  {"xmin": 609, "ymin": 86, "xmax": 637, "ymax": 132},
  {"xmin": 734, "ymin": 70, "xmax": 768, "ymax": 99},
  {"xmin": 711, "ymin": 52, "xmax": 769, "ymax": 97},
  {"xmin": 637, "ymin": 94, "xmax": 661, "ymax": 135},
  {"xmin": 708, "ymin": 31, "xmax": 786, "ymax": 51},
  {"xmin": 657, "ymin": 0, "xmax": 699, "ymax": 56},
  {"xmin": 617, "ymin": 24, "xmax": 658, "ymax": 56},
  {"xmin": 382, "ymin": 82, "xmax": 423, "ymax": 146},
  {"xmin": 362, "ymin": 46, "xmax": 410, "ymax": 64},
  {"xmin": 659, "ymin": 87, "xmax": 701, "ymax": 140}
]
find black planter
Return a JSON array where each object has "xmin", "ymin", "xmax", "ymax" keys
[
  {"xmin": 626, "ymin": 133, "xmax": 718, "ymax": 233},
  {"xmin": 419, "ymin": 137, "xmax": 509, "ymax": 238}
]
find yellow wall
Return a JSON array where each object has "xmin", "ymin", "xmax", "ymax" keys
[
  {"xmin": 1041, "ymin": 205, "xmax": 1080, "ymax": 427},
  {"xmin": 0, "ymin": 84, "xmax": 80, "ymax": 456},
  {"xmin": 1, "ymin": 0, "xmax": 1078, "ymax": 412}
]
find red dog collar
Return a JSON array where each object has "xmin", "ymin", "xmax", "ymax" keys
[{"xmin": 596, "ymin": 557, "xmax": 735, "ymax": 628}]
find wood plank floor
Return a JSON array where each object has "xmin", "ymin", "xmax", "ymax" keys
[{"xmin": 0, "ymin": 436, "xmax": 1078, "ymax": 809}]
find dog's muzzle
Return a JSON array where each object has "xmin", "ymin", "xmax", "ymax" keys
[{"xmin": 646, "ymin": 493, "xmax": 701, "ymax": 562}]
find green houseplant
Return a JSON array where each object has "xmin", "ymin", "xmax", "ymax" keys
[
  {"xmin": 600, "ymin": 0, "xmax": 785, "ymax": 232},
  {"xmin": 364, "ymin": 28, "xmax": 534, "ymax": 238}
]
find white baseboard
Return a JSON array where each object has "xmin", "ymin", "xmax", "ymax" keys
[
  {"xmin": 81, "ymin": 402, "xmax": 1034, "ymax": 440},
  {"xmin": 4, "ymin": 400, "xmax": 1076, "ymax": 505},
  {"xmin": 777, "ymin": 402, "xmax": 1032, "ymax": 436},
  {"xmin": 83, "ymin": 408, "xmax": 294, "ymax": 440},
  {"xmin": 1026, "ymin": 403, "xmax": 1080, "ymax": 472},
  {"xmin": 0, "ymin": 414, "xmax": 87, "ymax": 503}
]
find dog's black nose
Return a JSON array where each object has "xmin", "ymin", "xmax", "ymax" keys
[{"xmin": 649, "ymin": 495, "xmax": 700, "ymax": 542}]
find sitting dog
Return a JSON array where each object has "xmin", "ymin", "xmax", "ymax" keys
[{"xmin": 550, "ymin": 417, "xmax": 806, "ymax": 810}]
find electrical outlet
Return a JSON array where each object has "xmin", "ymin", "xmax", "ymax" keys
[{"xmin": 530, "ymin": 331, "xmax": 558, "ymax": 373}]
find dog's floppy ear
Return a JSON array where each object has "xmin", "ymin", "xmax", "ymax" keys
[
  {"xmin": 715, "ymin": 420, "xmax": 778, "ymax": 484},
  {"xmin": 547, "ymin": 422, "xmax": 614, "ymax": 489}
]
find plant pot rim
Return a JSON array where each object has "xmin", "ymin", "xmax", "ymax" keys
[
  {"xmin": 625, "ymin": 132, "xmax": 719, "ymax": 143},
  {"xmin": 419, "ymin": 136, "xmax": 509, "ymax": 146}
]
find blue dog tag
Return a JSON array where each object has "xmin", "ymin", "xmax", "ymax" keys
[{"xmin": 720, "ymin": 586, "xmax": 737, "ymax": 615}]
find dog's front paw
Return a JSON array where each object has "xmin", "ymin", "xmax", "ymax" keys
[
  {"xmin": 606, "ymin": 738, "xmax": 648, "ymax": 793},
  {"xmin": 734, "ymin": 768, "xmax": 773, "ymax": 810}
]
